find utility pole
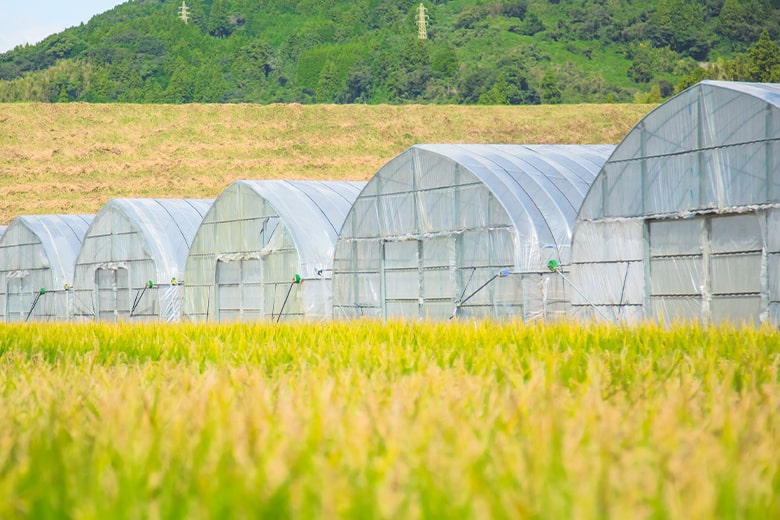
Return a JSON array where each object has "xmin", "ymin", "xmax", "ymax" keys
[
  {"xmin": 179, "ymin": 1, "xmax": 189, "ymax": 24},
  {"xmin": 417, "ymin": 3, "xmax": 428, "ymax": 40}
]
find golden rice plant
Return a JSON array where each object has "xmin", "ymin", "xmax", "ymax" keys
[{"xmin": 0, "ymin": 320, "xmax": 777, "ymax": 519}]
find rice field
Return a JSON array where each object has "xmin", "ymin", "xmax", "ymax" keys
[{"xmin": 0, "ymin": 320, "xmax": 778, "ymax": 519}]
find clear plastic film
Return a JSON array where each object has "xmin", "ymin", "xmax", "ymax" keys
[
  {"xmin": 572, "ymin": 81, "xmax": 780, "ymax": 326},
  {"xmin": 72, "ymin": 199, "xmax": 212, "ymax": 322},
  {"xmin": 0, "ymin": 215, "xmax": 93, "ymax": 321},
  {"xmin": 332, "ymin": 144, "xmax": 615, "ymax": 321},
  {"xmin": 182, "ymin": 180, "xmax": 365, "ymax": 322}
]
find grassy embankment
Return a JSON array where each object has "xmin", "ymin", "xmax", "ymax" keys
[
  {"xmin": 0, "ymin": 321, "xmax": 778, "ymax": 518},
  {"xmin": 0, "ymin": 103, "xmax": 651, "ymax": 223}
]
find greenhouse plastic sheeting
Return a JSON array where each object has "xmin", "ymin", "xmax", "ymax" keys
[
  {"xmin": 72, "ymin": 198, "xmax": 213, "ymax": 322},
  {"xmin": 0, "ymin": 215, "xmax": 93, "ymax": 321},
  {"xmin": 332, "ymin": 144, "xmax": 615, "ymax": 321},
  {"xmin": 184, "ymin": 180, "xmax": 365, "ymax": 322},
  {"xmin": 571, "ymin": 81, "xmax": 780, "ymax": 325}
]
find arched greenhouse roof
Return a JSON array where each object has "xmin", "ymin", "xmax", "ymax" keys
[
  {"xmin": 353, "ymin": 144, "xmax": 615, "ymax": 269},
  {"xmin": 80, "ymin": 198, "xmax": 213, "ymax": 282},
  {"xmin": 0, "ymin": 215, "xmax": 93, "ymax": 287},
  {"xmin": 215, "ymin": 180, "xmax": 366, "ymax": 277},
  {"xmin": 579, "ymin": 80, "xmax": 780, "ymax": 220}
]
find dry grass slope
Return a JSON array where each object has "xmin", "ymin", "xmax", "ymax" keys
[{"xmin": 0, "ymin": 103, "xmax": 652, "ymax": 223}]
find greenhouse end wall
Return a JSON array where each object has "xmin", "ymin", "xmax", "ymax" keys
[
  {"xmin": 333, "ymin": 144, "xmax": 615, "ymax": 321},
  {"xmin": 72, "ymin": 198, "xmax": 212, "ymax": 322},
  {"xmin": 571, "ymin": 81, "xmax": 780, "ymax": 325},
  {"xmin": 0, "ymin": 215, "xmax": 93, "ymax": 322},
  {"xmin": 184, "ymin": 180, "xmax": 365, "ymax": 322}
]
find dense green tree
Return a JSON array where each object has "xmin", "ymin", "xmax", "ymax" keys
[
  {"xmin": 430, "ymin": 45, "xmax": 458, "ymax": 78},
  {"xmin": 540, "ymin": 68, "xmax": 561, "ymax": 104},
  {"xmin": 747, "ymin": 30, "xmax": 780, "ymax": 81},
  {"xmin": 340, "ymin": 61, "xmax": 374, "ymax": 103},
  {"xmin": 207, "ymin": 0, "xmax": 234, "ymax": 38},
  {"xmin": 520, "ymin": 11, "xmax": 545, "ymax": 36},
  {"xmin": 648, "ymin": 0, "xmax": 710, "ymax": 59},
  {"xmin": 164, "ymin": 59, "xmax": 194, "ymax": 102},
  {"xmin": 717, "ymin": 0, "xmax": 773, "ymax": 44},
  {"xmin": 457, "ymin": 68, "xmax": 494, "ymax": 104},
  {"xmin": 502, "ymin": 1, "xmax": 529, "ymax": 19},
  {"xmin": 316, "ymin": 60, "xmax": 341, "ymax": 102},
  {"xmin": 675, "ymin": 66, "xmax": 710, "ymax": 94},
  {"xmin": 479, "ymin": 74, "xmax": 510, "ymax": 104}
]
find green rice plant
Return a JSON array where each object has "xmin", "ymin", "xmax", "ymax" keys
[{"xmin": 0, "ymin": 320, "xmax": 777, "ymax": 519}]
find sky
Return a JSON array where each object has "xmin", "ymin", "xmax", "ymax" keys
[{"xmin": 0, "ymin": 1, "xmax": 125, "ymax": 53}]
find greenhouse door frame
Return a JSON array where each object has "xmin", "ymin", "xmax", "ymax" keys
[
  {"xmin": 95, "ymin": 266, "xmax": 131, "ymax": 322},
  {"xmin": 214, "ymin": 257, "xmax": 264, "ymax": 322},
  {"xmin": 379, "ymin": 237, "xmax": 455, "ymax": 320},
  {"xmin": 645, "ymin": 211, "xmax": 765, "ymax": 325},
  {"xmin": 5, "ymin": 274, "xmax": 33, "ymax": 322}
]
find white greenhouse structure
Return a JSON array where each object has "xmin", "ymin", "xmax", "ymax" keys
[
  {"xmin": 183, "ymin": 180, "xmax": 365, "ymax": 322},
  {"xmin": 570, "ymin": 80, "xmax": 780, "ymax": 325},
  {"xmin": 332, "ymin": 144, "xmax": 615, "ymax": 321},
  {"xmin": 72, "ymin": 198, "xmax": 213, "ymax": 322},
  {"xmin": 0, "ymin": 215, "xmax": 93, "ymax": 321}
]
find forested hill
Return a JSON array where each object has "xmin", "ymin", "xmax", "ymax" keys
[{"xmin": 0, "ymin": 0, "xmax": 778, "ymax": 105}]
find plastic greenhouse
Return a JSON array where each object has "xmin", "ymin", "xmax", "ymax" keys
[
  {"xmin": 72, "ymin": 198, "xmax": 213, "ymax": 322},
  {"xmin": 183, "ymin": 180, "xmax": 365, "ymax": 322},
  {"xmin": 570, "ymin": 81, "xmax": 780, "ymax": 325},
  {"xmin": 332, "ymin": 144, "xmax": 615, "ymax": 321},
  {"xmin": 0, "ymin": 215, "xmax": 93, "ymax": 321}
]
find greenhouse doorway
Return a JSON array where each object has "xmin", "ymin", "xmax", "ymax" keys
[
  {"xmin": 215, "ymin": 258, "xmax": 263, "ymax": 322},
  {"xmin": 5, "ymin": 275, "xmax": 34, "ymax": 322},
  {"xmin": 380, "ymin": 237, "xmax": 455, "ymax": 320},
  {"xmin": 95, "ymin": 267, "xmax": 130, "ymax": 321},
  {"xmin": 647, "ymin": 213, "xmax": 763, "ymax": 324}
]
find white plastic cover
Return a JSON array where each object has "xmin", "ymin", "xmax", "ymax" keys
[
  {"xmin": 333, "ymin": 144, "xmax": 615, "ymax": 321},
  {"xmin": 0, "ymin": 215, "xmax": 93, "ymax": 321},
  {"xmin": 72, "ymin": 198, "xmax": 213, "ymax": 322},
  {"xmin": 183, "ymin": 180, "xmax": 365, "ymax": 322},
  {"xmin": 572, "ymin": 81, "xmax": 780, "ymax": 325}
]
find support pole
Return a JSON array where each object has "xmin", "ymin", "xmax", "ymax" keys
[
  {"xmin": 449, "ymin": 269, "xmax": 509, "ymax": 319},
  {"xmin": 25, "ymin": 288, "xmax": 46, "ymax": 322}
]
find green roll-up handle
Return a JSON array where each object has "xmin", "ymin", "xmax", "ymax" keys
[{"xmin": 292, "ymin": 274, "xmax": 302, "ymax": 284}]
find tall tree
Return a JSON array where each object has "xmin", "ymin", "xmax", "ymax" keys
[
  {"xmin": 208, "ymin": 0, "xmax": 233, "ymax": 38},
  {"xmin": 747, "ymin": 30, "xmax": 780, "ymax": 81},
  {"xmin": 540, "ymin": 68, "xmax": 562, "ymax": 104},
  {"xmin": 717, "ymin": 0, "xmax": 772, "ymax": 44},
  {"xmin": 316, "ymin": 60, "xmax": 340, "ymax": 103}
]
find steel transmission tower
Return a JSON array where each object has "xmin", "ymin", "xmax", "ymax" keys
[
  {"xmin": 179, "ymin": 1, "xmax": 189, "ymax": 24},
  {"xmin": 417, "ymin": 3, "xmax": 428, "ymax": 40}
]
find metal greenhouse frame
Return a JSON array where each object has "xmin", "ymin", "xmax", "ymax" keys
[
  {"xmin": 332, "ymin": 144, "xmax": 615, "ymax": 321},
  {"xmin": 183, "ymin": 180, "xmax": 365, "ymax": 322},
  {"xmin": 72, "ymin": 198, "xmax": 213, "ymax": 322},
  {"xmin": 570, "ymin": 80, "xmax": 780, "ymax": 325},
  {"xmin": 0, "ymin": 215, "xmax": 93, "ymax": 321}
]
